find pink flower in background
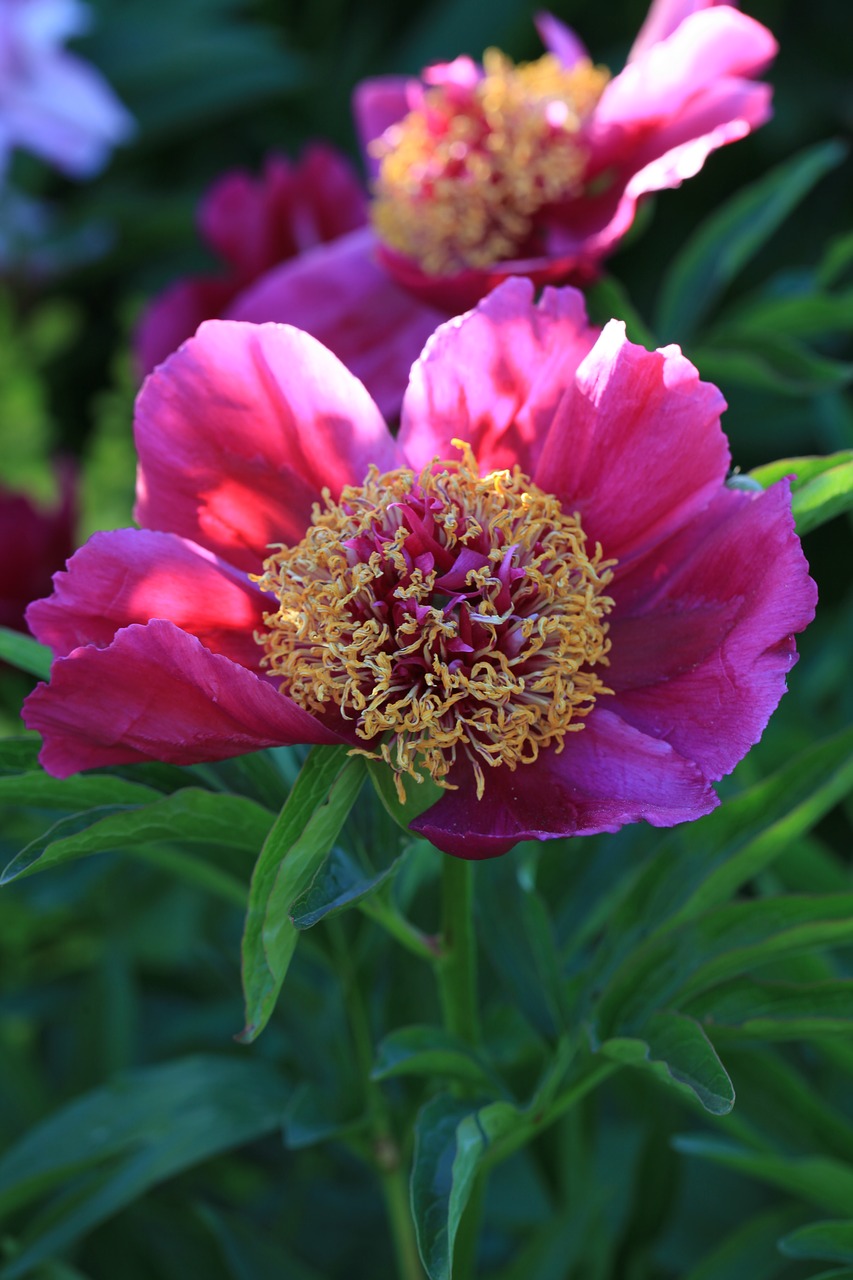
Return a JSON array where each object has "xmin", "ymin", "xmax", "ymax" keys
[
  {"xmin": 228, "ymin": 0, "xmax": 776, "ymax": 414},
  {"xmin": 25, "ymin": 281, "xmax": 814, "ymax": 859},
  {"xmin": 0, "ymin": 465, "xmax": 75, "ymax": 634},
  {"xmin": 0, "ymin": 0, "xmax": 133, "ymax": 178},
  {"xmin": 135, "ymin": 145, "xmax": 368, "ymax": 378}
]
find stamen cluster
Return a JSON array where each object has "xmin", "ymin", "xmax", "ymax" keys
[
  {"xmin": 371, "ymin": 51, "xmax": 609, "ymax": 276},
  {"xmin": 256, "ymin": 447, "xmax": 615, "ymax": 800}
]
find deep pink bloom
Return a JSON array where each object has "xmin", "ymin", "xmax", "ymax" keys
[
  {"xmin": 229, "ymin": 1, "xmax": 776, "ymax": 414},
  {"xmin": 0, "ymin": 464, "xmax": 76, "ymax": 633},
  {"xmin": 134, "ymin": 145, "xmax": 368, "ymax": 380},
  {"xmin": 0, "ymin": 0, "xmax": 133, "ymax": 179},
  {"xmin": 25, "ymin": 282, "xmax": 815, "ymax": 859}
]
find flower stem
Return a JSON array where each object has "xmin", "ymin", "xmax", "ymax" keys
[
  {"xmin": 329, "ymin": 920, "xmax": 424, "ymax": 1280},
  {"xmin": 437, "ymin": 855, "xmax": 479, "ymax": 1046}
]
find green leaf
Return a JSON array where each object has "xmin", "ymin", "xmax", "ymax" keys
[
  {"xmin": 239, "ymin": 746, "xmax": 365, "ymax": 1043},
  {"xmin": 820, "ymin": 230, "xmax": 853, "ymax": 288},
  {"xmin": 750, "ymin": 452, "xmax": 853, "ymax": 534},
  {"xmin": 587, "ymin": 727, "xmax": 853, "ymax": 1022},
  {"xmin": 672, "ymin": 1135, "xmax": 853, "ymax": 1217},
  {"xmin": 2, "ymin": 788, "xmax": 273, "ymax": 883},
  {"xmin": 779, "ymin": 1221, "xmax": 853, "ymax": 1264},
  {"xmin": 289, "ymin": 845, "xmax": 400, "ymax": 929},
  {"xmin": 599, "ymin": 1012, "xmax": 735, "ymax": 1115},
  {"xmin": 682, "ymin": 1206, "xmax": 806, "ymax": 1280},
  {"xmin": 583, "ymin": 276, "xmax": 658, "ymax": 348},
  {"xmin": 282, "ymin": 1080, "xmax": 364, "ymax": 1151},
  {"xmin": 597, "ymin": 894, "xmax": 853, "ymax": 1035},
  {"xmin": 710, "ymin": 290, "xmax": 853, "ymax": 342},
  {"xmin": 656, "ymin": 140, "xmax": 848, "ymax": 340},
  {"xmin": 372, "ymin": 1026, "xmax": 501, "ymax": 1092},
  {"xmin": 0, "ymin": 1056, "xmax": 287, "ymax": 1280},
  {"xmin": 686, "ymin": 979, "xmax": 853, "ymax": 1040},
  {"xmin": 411, "ymin": 1094, "xmax": 521, "ymax": 1280},
  {"xmin": 692, "ymin": 337, "xmax": 853, "ymax": 396},
  {"xmin": 0, "ymin": 626, "xmax": 51, "ymax": 679},
  {"xmin": 0, "ymin": 770, "xmax": 161, "ymax": 811},
  {"xmin": 366, "ymin": 757, "xmax": 443, "ymax": 832},
  {"xmin": 0, "ymin": 737, "xmax": 40, "ymax": 774}
]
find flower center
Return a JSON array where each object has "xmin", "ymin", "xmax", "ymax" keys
[
  {"xmin": 255, "ymin": 445, "xmax": 615, "ymax": 802},
  {"xmin": 370, "ymin": 50, "xmax": 609, "ymax": 276}
]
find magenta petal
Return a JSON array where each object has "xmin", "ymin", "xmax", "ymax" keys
[
  {"xmin": 26, "ymin": 528, "xmax": 265, "ymax": 670},
  {"xmin": 606, "ymin": 481, "xmax": 817, "ymax": 780},
  {"xmin": 534, "ymin": 321, "xmax": 729, "ymax": 563},
  {"xmin": 227, "ymin": 228, "xmax": 447, "ymax": 422},
  {"xmin": 599, "ymin": 8, "xmax": 777, "ymax": 127},
  {"xmin": 399, "ymin": 278, "xmax": 599, "ymax": 477},
  {"xmin": 352, "ymin": 77, "xmax": 413, "ymax": 177},
  {"xmin": 535, "ymin": 12, "xmax": 589, "ymax": 68},
  {"xmin": 412, "ymin": 708, "xmax": 718, "ymax": 859},
  {"xmin": 23, "ymin": 619, "xmax": 344, "ymax": 777},
  {"xmin": 135, "ymin": 318, "xmax": 403, "ymax": 573}
]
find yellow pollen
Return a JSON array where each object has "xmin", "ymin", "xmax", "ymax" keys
[
  {"xmin": 370, "ymin": 50, "xmax": 610, "ymax": 276},
  {"xmin": 254, "ymin": 446, "xmax": 616, "ymax": 803}
]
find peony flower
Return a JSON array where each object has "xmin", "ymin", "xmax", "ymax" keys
[
  {"xmin": 135, "ymin": 145, "xmax": 369, "ymax": 381},
  {"xmin": 0, "ymin": 463, "xmax": 76, "ymax": 633},
  {"xmin": 24, "ymin": 281, "xmax": 815, "ymax": 859},
  {"xmin": 0, "ymin": 0, "xmax": 133, "ymax": 179},
  {"xmin": 228, "ymin": 0, "xmax": 777, "ymax": 411}
]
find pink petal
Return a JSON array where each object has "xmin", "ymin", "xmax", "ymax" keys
[
  {"xmin": 27, "ymin": 528, "xmax": 265, "ymax": 670},
  {"xmin": 23, "ymin": 619, "xmax": 344, "ymax": 777},
  {"xmin": 227, "ymin": 228, "xmax": 446, "ymax": 423},
  {"xmin": 533, "ymin": 320, "xmax": 729, "ymax": 564},
  {"xmin": 534, "ymin": 11, "xmax": 589, "ymax": 68},
  {"xmin": 628, "ymin": 0, "xmax": 721, "ymax": 63},
  {"xmin": 597, "ymin": 8, "xmax": 777, "ymax": 128},
  {"xmin": 606, "ymin": 481, "xmax": 817, "ymax": 780},
  {"xmin": 399, "ymin": 278, "xmax": 599, "ymax": 477},
  {"xmin": 134, "ymin": 319, "xmax": 403, "ymax": 573},
  {"xmin": 412, "ymin": 707, "xmax": 718, "ymax": 859},
  {"xmin": 352, "ymin": 76, "xmax": 413, "ymax": 178}
]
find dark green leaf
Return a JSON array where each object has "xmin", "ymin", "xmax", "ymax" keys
[
  {"xmin": 693, "ymin": 337, "xmax": 853, "ymax": 396},
  {"xmin": 681, "ymin": 1207, "xmax": 807, "ymax": 1280},
  {"xmin": 372, "ymin": 1026, "xmax": 501, "ymax": 1092},
  {"xmin": 656, "ymin": 139, "xmax": 847, "ymax": 339},
  {"xmin": 779, "ymin": 1221, "xmax": 853, "ymax": 1264},
  {"xmin": 0, "ymin": 771, "xmax": 161, "ymax": 812},
  {"xmin": 0, "ymin": 738, "xmax": 40, "ymax": 775},
  {"xmin": 0, "ymin": 626, "xmax": 51, "ymax": 679},
  {"xmin": 0, "ymin": 1056, "xmax": 287, "ymax": 1280},
  {"xmin": 290, "ymin": 845, "xmax": 400, "ymax": 929},
  {"xmin": 366, "ymin": 757, "xmax": 443, "ymax": 833},
  {"xmin": 686, "ymin": 979, "xmax": 853, "ymax": 1040},
  {"xmin": 599, "ymin": 1012, "xmax": 735, "ymax": 1114},
  {"xmin": 672, "ymin": 1135, "xmax": 853, "ymax": 1217},
  {"xmin": 2, "ymin": 788, "xmax": 273, "ymax": 883},
  {"xmin": 239, "ymin": 746, "xmax": 365, "ymax": 1043},
  {"xmin": 411, "ymin": 1094, "xmax": 522, "ymax": 1280},
  {"xmin": 282, "ymin": 1080, "xmax": 365, "ymax": 1150}
]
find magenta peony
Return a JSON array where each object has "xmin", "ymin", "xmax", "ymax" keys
[
  {"xmin": 25, "ymin": 282, "xmax": 815, "ymax": 859},
  {"xmin": 229, "ymin": 0, "xmax": 776, "ymax": 413}
]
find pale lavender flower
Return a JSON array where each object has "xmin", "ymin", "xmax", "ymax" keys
[{"xmin": 0, "ymin": 0, "xmax": 133, "ymax": 179}]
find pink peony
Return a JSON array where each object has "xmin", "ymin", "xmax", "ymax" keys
[
  {"xmin": 0, "ymin": 0, "xmax": 133, "ymax": 179},
  {"xmin": 25, "ymin": 281, "xmax": 815, "ymax": 860},
  {"xmin": 229, "ymin": 1, "xmax": 776, "ymax": 412},
  {"xmin": 135, "ymin": 145, "xmax": 368, "ymax": 381}
]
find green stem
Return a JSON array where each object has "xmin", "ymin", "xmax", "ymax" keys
[
  {"xmin": 436, "ymin": 856, "xmax": 479, "ymax": 1046},
  {"xmin": 329, "ymin": 921, "xmax": 424, "ymax": 1280}
]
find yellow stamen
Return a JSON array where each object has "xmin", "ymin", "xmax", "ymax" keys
[
  {"xmin": 371, "ymin": 51, "xmax": 610, "ymax": 276},
  {"xmin": 254, "ymin": 445, "xmax": 615, "ymax": 802}
]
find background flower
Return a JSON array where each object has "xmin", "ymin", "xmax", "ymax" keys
[
  {"xmin": 0, "ymin": 461, "xmax": 75, "ymax": 633},
  {"xmin": 0, "ymin": 0, "xmax": 133, "ymax": 179},
  {"xmin": 226, "ymin": 0, "xmax": 776, "ymax": 416},
  {"xmin": 134, "ymin": 144, "xmax": 368, "ymax": 377},
  {"xmin": 25, "ymin": 281, "xmax": 815, "ymax": 858}
]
